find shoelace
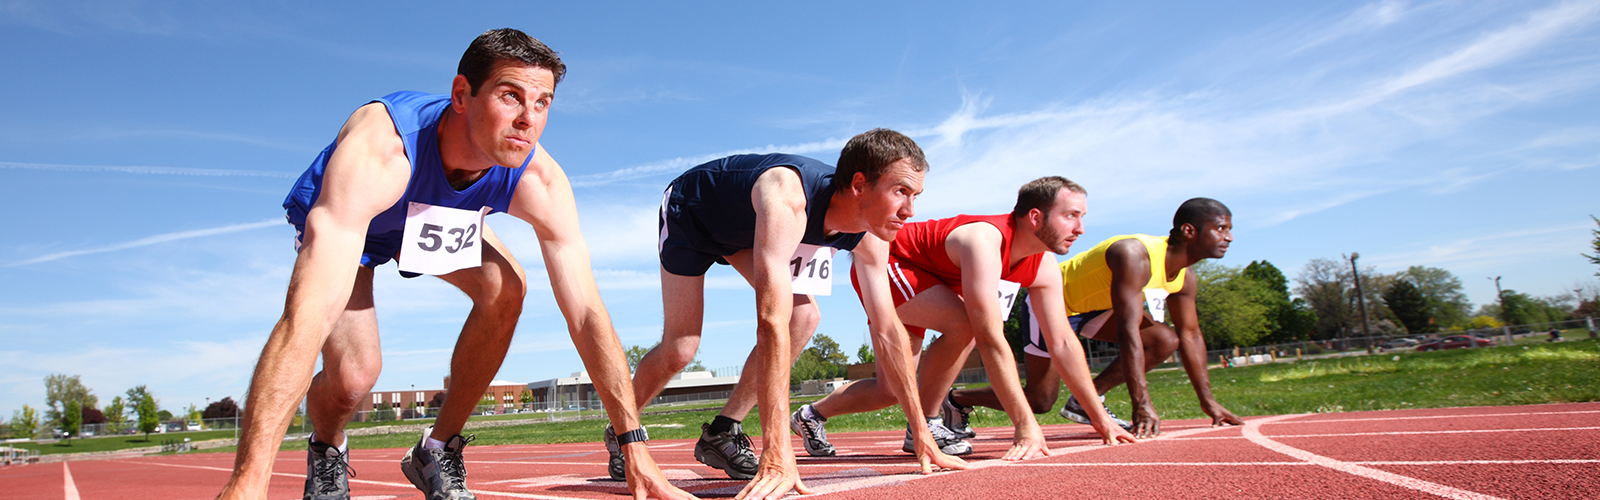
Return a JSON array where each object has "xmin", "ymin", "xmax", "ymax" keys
[
  {"xmin": 314, "ymin": 450, "xmax": 357, "ymax": 494},
  {"xmin": 928, "ymin": 422, "xmax": 961, "ymax": 444},
  {"xmin": 950, "ymin": 405, "xmax": 973, "ymax": 429},
  {"xmin": 436, "ymin": 435, "xmax": 474, "ymax": 491},
  {"xmin": 798, "ymin": 418, "xmax": 828, "ymax": 440}
]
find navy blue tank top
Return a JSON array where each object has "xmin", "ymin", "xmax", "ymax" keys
[
  {"xmin": 665, "ymin": 153, "xmax": 865, "ymax": 256},
  {"xmin": 283, "ymin": 91, "xmax": 528, "ymax": 245}
]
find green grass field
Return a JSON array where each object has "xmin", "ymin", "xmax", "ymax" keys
[
  {"xmin": 38, "ymin": 338, "xmax": 1600, "ymax": 456},
  {"xmin": 9, "ymin": 430, "xmax": 236, "ymax": 456}
]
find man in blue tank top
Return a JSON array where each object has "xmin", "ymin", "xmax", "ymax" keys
[
  {"xmin": 608, "ymin": 130, "xmax": 967, "ymax": 500},
  {"xmin": 218, "ymin": 29, "xmax": 692, "ymax": 500}
]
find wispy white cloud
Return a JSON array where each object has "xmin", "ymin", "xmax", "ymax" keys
[
  {"xmin": 1363, "ymin": 222, "xmax": 1595, "ymax": 272},
  {"xmin": 8, "ymin": 218, "xmax": 283, "ymax": 266}
]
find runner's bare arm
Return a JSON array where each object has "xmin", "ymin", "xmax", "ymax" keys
[
  {"xmin": 1104, "ymin": 239, "xmax": 1160, "ymax": 437},
  {"xmin": 852, "ymin": 237, "xmax": 969, "ymax": 473},
  {"xmin": 508, "ymin": 146, "xmax": 696, "ymax": 500},
  {"xmin": 1168, "ymin": 271, "xmax": 1242, "ymax": 428},
  {"xmin": 220, "ymin": 103, "xmax": 409, "ymax": 500},
  {"xmin": 1029, "ymin": 256, "xmax": 1137, "ymax": 445},
  {"xmin": 947, "ymin": 223, "xmax": 1048, "ymax": 460},
  {"xmin": 736, "ymin": 167, "xmax": 812, "ymax": 500}
]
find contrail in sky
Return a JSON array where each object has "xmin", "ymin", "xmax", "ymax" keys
[{"xmin": 9, "ymin": 219, "xmax": 284, "ymax": 266}]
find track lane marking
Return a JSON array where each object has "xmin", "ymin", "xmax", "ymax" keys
[
  {"xmin": 63, "ymin": 462, "xmax": 80, "ymax": 500},
  {"xmin": 139, "ymin": 460, "xmax": 593, "ymax": 499},
  {"xmin": 1282, "ymin": 409, "xmax": 1600, "ymax": 424},
  {"xmin": 1014, "ymin": 459, "xmax": 1600, "ymax": 466},
  {"xmin": 1242, "ymin": 414, "xmax": 1504, "ymax": 500},
  {"xmin": 1172, "ymin": 426, "xmax": 1600, "ymax": 440}
]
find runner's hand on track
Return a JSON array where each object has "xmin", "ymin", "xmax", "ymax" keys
[
  {"xmin": 1131, "ymin": 403, "xmax": 1161, "ymax": 438},
  {"xmin": 1002, "ymin": 424, "xmax": 1053, "ymax": 461},
  {"xmin": 734, "ymin": 447, "xmax": 810, "ymax": 500},
  {"xmin": 623, "ymin": 443, "xmax": 699, "ymax": 500},
  {"xmin": 1203, "ymin": 401, "xmax": 1244, "ymax": 428},
  {"xmin": 913, "ymin": 435, "xmax": 970, "ymax": 473},
  {"xmin": 1093, "ymin": 420, "xmax": 1138, "ymax": 445}
]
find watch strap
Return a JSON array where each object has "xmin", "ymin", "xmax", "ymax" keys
[{"xmin": 616, "ymin": 427, "xmax": 649, "ymax": 446}]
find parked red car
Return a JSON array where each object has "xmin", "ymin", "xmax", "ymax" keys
[{"xmin": 1416, "ymin": 335, "xmax": 1494, "ymax": 351}]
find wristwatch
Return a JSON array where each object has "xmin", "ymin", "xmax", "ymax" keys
[{"xmin": 616, "ymin": 427, "xmax": 650, "ymax": 446}]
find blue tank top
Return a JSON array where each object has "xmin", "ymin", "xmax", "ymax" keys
[
  {"xmin": 666, "ymin": 153, "xmax": 865, "ymax": 256},
  {"xmin": 282, "ymin": 91, "xmax": 529, "ymax": 245}
]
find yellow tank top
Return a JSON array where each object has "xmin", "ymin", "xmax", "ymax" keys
[{"xmin": 1059, "ymin": 234, "xmax": 1187, "ymax": 316}]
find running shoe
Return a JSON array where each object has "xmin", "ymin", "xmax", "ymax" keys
[
  {"xmin": 602, "ymin": 424, "xmax": 626, "ymax": 481},
  {"xmin": 790, "ymin": 405, "xmax": 836, "ymax": 457},
  {"xmin": 693, "ymin": 422, "xmax": 759, "ymax": 479},
  {"xmin": 940, "ymin": 390, "xmax": 976, "ymax": 439},
  {"xmin": 1060, "ymin": 394, "xmax": 1133, "ymax": 431},
  {"xmin": 304, "ymin": 438, "xmax": 354, "ymax": 500},
  {"xmin": 400, "ymin": 426, "xmax": 477, "ymax": 500},
  {"xmin": 902, "ymin": 417, "xmax": 972, "ymax": 456}
]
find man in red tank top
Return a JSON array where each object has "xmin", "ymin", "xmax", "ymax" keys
[{"xmin": 789, "ymin": 177, "xmax": 1136, "ymax": 460}]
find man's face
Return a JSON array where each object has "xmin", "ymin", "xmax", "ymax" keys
[
  {"xmin": 1034, "ymin": 189, "xmax": 1087, "ymax": 254},
  {"xmin": 453, "ymin": 62, "xmax": 556, "ymax": 169},
  {"xmin": 855, "ymin": 158, "xmax": 924, "ymax": 241},
  {"xmin": 1194, "ymin": 215, "xmax": 1234, "ymax": 259}
]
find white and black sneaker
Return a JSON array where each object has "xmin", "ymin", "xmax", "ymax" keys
[
  {"xmin": 693, "ymin": 422, "xmax": 759, "ymax": 479},
  {"xmin": 902, "ymin": 417, "xmax": 972, "ymax": 456},
  {"xmin": 939, "ymin": 390, "xmax": 976, "ymax": 439},
  {"xmin": 602, "ymin": 425, "xmax": 626, "ymax": 481},
  {"xmin": 304, "ymin": 438, "xmax": 354, "ymax": 500},
  {"xmin": 400, "ymin": 427, "xmax": 477, "ymax": 500},
  {"xmin": 1060, "ymin": 394, "xmax": 1133, "ymax": 431},
  {"xmin": 790, "ymin": 405, "xmax": 835, "ymax": 457}
]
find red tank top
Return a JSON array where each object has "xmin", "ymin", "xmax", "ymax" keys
[{"xmin": 888, "ymin": 214, "xmax": 1044, "ymax": 295}]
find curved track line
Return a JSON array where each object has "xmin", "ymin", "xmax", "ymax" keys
[
  {"xmin": 63, "ymin": 462, "xmax": 80, "ymax": 500},
  {"xmin": 1242, "ymin": 414, "xmax": 1503, "ymax": 500},
  {"xmin": 1286, "ymin": 408, "xmax": 1600, "ymax": 423}
]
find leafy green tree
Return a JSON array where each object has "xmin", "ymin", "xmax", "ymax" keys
[
  {"xmin": 1584, "ymin": 215, "xmax": 1599, "ymax": 277},
  {"xmin": 624, "ymin": 345, "xmax": 650, "ymax": 372},
  {"xmin": 1295, "ymin": 258, "xmax": 1353, "ymax": 340},
  {"xmin": 10, "ymin": 405, "xmax": 39, "ymax": 439},
  {"xmin": 1395, "ymin": 266, "xmax": 1472, "ymax": 330},
  {"xmin": 856, "ymin": 343, "xmax": 874, "ymax": 364},
  {"xmin": 44, "ymin": 374, "xmax": 98, "ymax": 429},
  {"xmin": 1383, "ymin": 280, "xmax": 1432, "ymax": 334},
  {"xmin": 136, "ymin": 392, "xmax": 160, "ymax": 439},
  {"xmin": 104, "ymin": 396, "xmax": 128, "ymax": 434},
  {"xmin": 1242, "ymin": 260, "xmax": 1317, "ymax": 342},
  {"xmin": 63, "ymin": 400, "xmax": 81, "ymax": 443},
  {"xmin": 808, "ymin": 333, "xmax": 850, "ymax": 366},
  {"xmin": 1193, "ymin": 262, "xmax": 1272, "ymax": 347}
]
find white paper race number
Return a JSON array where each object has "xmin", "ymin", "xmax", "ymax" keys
[
  {"xmin": 399, "ymin": 202, "xmax": 487, "ymax": 276},
  {"xmin": 788, "ymin": 244, "xmax": 836, "ymax": 296},
  {"xmin": 1143, "ymin": 288, "xmax": 1171, "ymax": 323},
  {"xmin": 997, "ymin": 280, "xmax": 1022, "ymax": 320}
]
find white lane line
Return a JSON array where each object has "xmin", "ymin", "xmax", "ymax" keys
[
  {"xmin": 1172, "ymin": 426, "xmax": 1600, "ymax": 440},
  {"xmin": 138, "ymin": 460, "xmax": 591, "ymax": 500},
  {"xmin": 1242, "ymin": 414, "xmax": 1504, "ymax": 500},
  {"xmin": 63, "ymin": 462, "xmax": 81, "ymax": 500},
  {"xmin": 1014, "ymin": 459, "xmax": 1600, "ymax": 467},
  {"xmin": 1283, "ymin": 409, "xmax": 1600, "ymax": 424}
]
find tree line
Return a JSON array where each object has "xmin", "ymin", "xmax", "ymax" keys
[{"xmin": 1, "ymin": 374, "xmax": 239, "ymax": 442}]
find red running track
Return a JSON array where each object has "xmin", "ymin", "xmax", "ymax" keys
[{"xmin": 4, "ymin": 402, "xmax": 1596, "ymax": 499}]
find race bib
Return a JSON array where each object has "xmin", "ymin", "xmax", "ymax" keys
[
  {"xmin": 997, "ymin": 280, "xmax": 1022, "ymax": 320},
  {"xmin": 399, "ymin": 202, "xmax": 487, "ymax": 276},
  {"xmin": 788, "ymin": 244, "xmax": 836, "ymax": 296},
  {"xmin": 1144, "ymin": 288, "xmax": 1170, "ymax": 323}
]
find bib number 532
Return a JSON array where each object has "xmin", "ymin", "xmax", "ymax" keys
[{"xmin": 400, "ymin": 203, "xmax": 487, "ymax": 276}]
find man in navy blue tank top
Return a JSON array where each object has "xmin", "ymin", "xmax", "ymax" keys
[
  {"xmin": 218, "ymin": 29, "xmax": 692, "ymax": 500},
  {"xmin": 608, "ymin": 130, "xmax": 968, "ymax": 500}
]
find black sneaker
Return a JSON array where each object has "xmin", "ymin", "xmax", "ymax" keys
[
  {"xmin": 939, "ymin": 391, "xmax": 976, "ymax": 439},
  {"xmin": 693, "ymin": 422, "xmax": 759, "ymax": 479},
  {"xmin": 1060, "ymin": 394, "xmax": 1133, "ymax": 431},
  {"xmin": 902, "ymin": 417, "xmax": 972, "ymax": 456},
  {"xmin": 790, "ymin": 405, "xmax": 835, "ymax": 457},
  {"xmin": 602, "ymin": 424, "xmax": 626, "ymax": 481},
  {"xmin": 400, "ymin": 427, "xmax": 477, "ymax": 500},
  {"xmin": 304, "ymin": 438, "xmax": 355, "ymax": 500}
]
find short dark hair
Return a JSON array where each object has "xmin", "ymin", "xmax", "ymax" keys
[
  {"xmin": 1170, "ymin": 197, "xmax": 1231, "ymax": 240},
  {"xmin": 835, "ymin": 129, "xmax": 929, "ymax": 190},
  {"xmin": 458, "ymin": 28, "xmax": 567, "ymax": 96},
  {"xmin": 1011, "ymin": 176, "xmax": 1087, "ymax": 219}
]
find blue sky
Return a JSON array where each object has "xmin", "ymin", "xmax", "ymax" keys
[{"xmin": 2, "ymin": 1, "xmax": 1597, "ymax": 418}]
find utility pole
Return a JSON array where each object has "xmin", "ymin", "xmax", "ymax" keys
[
  {"xmin": 1491, "ymin": 276, "xmax": 1512, "ymax": 345},
  {"xmin": 1349, "ymin": 253, "xmax": 1372, "ymax": 347}
]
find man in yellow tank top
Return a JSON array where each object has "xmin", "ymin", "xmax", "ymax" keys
[{"xmin": 945, "ymin": 198, "xmax": 1244, "ymax": 438}]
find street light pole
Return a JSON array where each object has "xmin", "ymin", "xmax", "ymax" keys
[
  {"xmin": 1349, "ymin": 253, "xmax": 1372, "ymax": 345},
  {"xmin": 1491, "ymin": 276, "xmax": 1512, "ymax": 345}
]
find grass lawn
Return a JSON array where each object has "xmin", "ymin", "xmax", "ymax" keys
[
  {"xmin": 10, "ymin": 430, "xmax": 236, "ymax": 455},
  {"xmin": 96, "ymin": 338, "xmax": 1600, "ymax": 455}
]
